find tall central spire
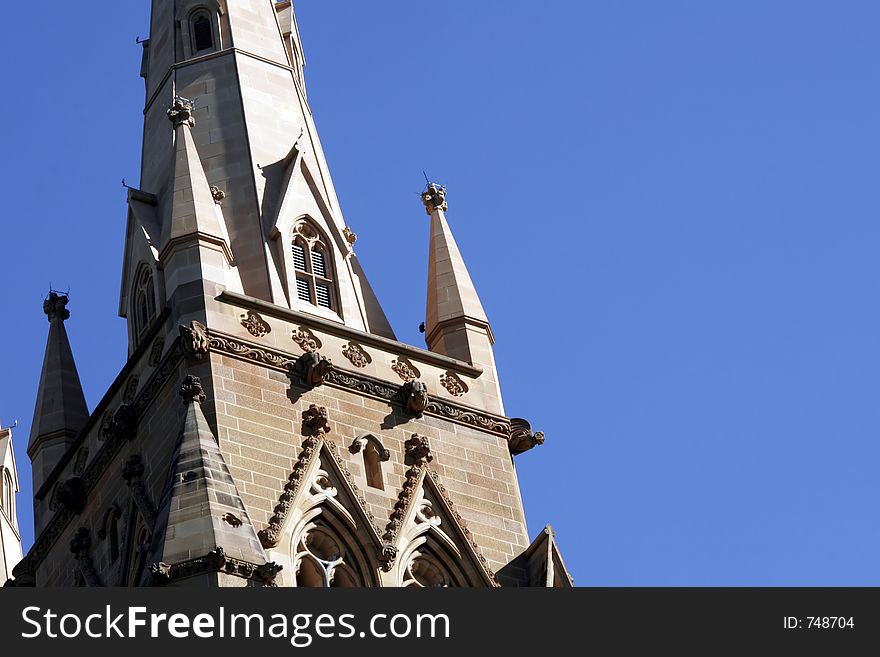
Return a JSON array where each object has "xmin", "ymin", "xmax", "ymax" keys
[{"xmin": 119, "ymin": 0, "xmax": 393, "ymax": 353}]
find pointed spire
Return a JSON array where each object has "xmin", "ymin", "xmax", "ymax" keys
[
  {"xmin": 159, "ymin": 97, "xmax": 236, "ymax": 266},
  {"xmin": 140, "ymin": 376, "xmax": 267, "ymax": 583},
  {"xmin": 423, "ymin": 184, "xmax": 495, "ymax": 361},
  {"xmin": 27, "ymin": 293, "xmax": 90, "ymax": 492}
]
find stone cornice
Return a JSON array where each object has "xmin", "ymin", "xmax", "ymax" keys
[
  {"xmin": 217, "ymin": 290, "xmax": 484, "ymax": 378},
  {"xmin": 206, "ymin": 328, "xmax": 510, "ymax": 436}
]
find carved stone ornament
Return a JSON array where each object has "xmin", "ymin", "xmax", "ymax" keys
[
  {"xmin": 508, "ymin": 418, "xmax": 545, "ymax": 456},
  {"xmin": 349, "ymin": 435, "xmax": 391, "ymax": 462},
  {"xmin": 259, "ymin": 434, "xmax": 320, "ymax": 548},
  {"xmin": 43, "ymin": 291, "xmax": 70, "ymax": 322},
  {"xmin": 391, "ymin": 358, "xmax": 421, "ymax": 382},
  {"xmin": 342, "ymin": 342, "xmax": 371, "ymax": 368},
  {"xmin": 122, "ymin": 454, "xmax": 157, "ymax": 526},
  {"xmin": 179, "ymin": 375, "xmax": 207, "ymax": 404},
  {"xmin": 167, "ymin": 96, "xmax": 195, "ymax": 128},
  {"xmin": 210, "ymin": 186, "xmax": 226, "ymax": 204},
  {"xmin": 440, "ymin": 371, "xmax": 469, "ymax": 397},
  {"xmin": 123, "ymin": 376, "xmax": 140, "ymax": 404},
  {"xmin": 149, "ymin": 548, "xmax": 282, "ymax": 587},
  {"xmin": 421, "ymin": 182, "xmax": 448, "ymax": 216},
  {"xmin": 149, "ymin": 337, "xmax": 165, "ymax": 366},
  {"xmin": 222, "ymin": 513, "xmax": 243, "ymax": 528},
  {"xmin": 240, "ymin": 310, "xmax": 271, "ymax": 338},
  {"xmin": 104, "ymin": 404, "xmax": 137, "ymax": 442},
  {"xmin": 302, "ymin": 404, "xmax": 331, "ymax": 436},
  {"xmin": 343, "ymin": 226, "xmax": 358, "ymax": 249},
  {"xmin": 179, "ymin": 320, "xmax": 210, "ymax": 359},
  {"xmin": 292, "ymin": 327, "xmax": 322, "ymax": 352},
  {"xmin": 69, "ymin": 528, "xmax": 102, "ymax": 587},
  {"xmin": 295, "ymin": 350, "xmax": 334, "ymax": 387},
  {"xmin": 405, "ymin": 434, "xmax": 433, "ymax": 464},
  {"xmin": 57, "ymin": 477, "xmax": 87, "ymax": 514},
  {"xmin": 400, "ymin": 380, "xmax": 429, "ymax": 418},
  {"xmin": 73, "ymin": 447, "xmax": 89, "ymax": 477}
]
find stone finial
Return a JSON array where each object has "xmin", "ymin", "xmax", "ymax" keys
[
  {"xmin": 405, "ymin": 434, "xmax": 433, "ymax": 464},
  {"xmin": 421, "ymin": 182, "xmax": 448, "ymax": 216},
  {"xmin": 302, "ymin": 404, "xmax": 330, "ymax": 436},
  {"xmin": 43, "ymin": 292, "xmax": 70, "ymax": 322},
  {"xmin": 343, "ymin": 227, "xmax": 358, "ymax": 249},
  {"xmin": 167, "ymin": 96, "xmax": 196, "ymax": 129},
  {"xmin": 179, "ymin": 375, "xmax": 207, "ymax": 404}
]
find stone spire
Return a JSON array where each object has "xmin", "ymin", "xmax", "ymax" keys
[
  {"xmin": 27, "ymin": 293, "xmax": 90, "ymax": 493},
  {"xmin": 158, "ymin": 96, "xmax": 242, "ymax": 298},
  {"xmin": 125, "ymin": 0, "xmax": 395, "ymax": 338},
  {"xmin": 140, "ymin": 376, "xmax": 269, "ymax": 585},
  {"xmin": 423, "ymin": 185, "xmax": 499, "ymax": 369}
]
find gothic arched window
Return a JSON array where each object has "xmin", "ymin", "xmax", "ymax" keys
[
  {"xmin": 294, "ymin": 524, "xmax": 362, "ymax": 588},
  {"xmin": 133, "ymin": 266, "xmax": 157, "ymax": 340},
  {"xmin": 291, "ymin": 220, "xmax": 337, "ymax": 311},
  {"xmin": 191, "ymin": 10, "xmax": 215, "ymax": 53},
  {"xmin": 1, "ymin": 467, "xmax": 12, "ymax": 520}
]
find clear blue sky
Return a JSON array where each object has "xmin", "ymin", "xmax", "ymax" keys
[{"xmin": 1, "ymin": 1, "xmax": 879, "ymax": 585}]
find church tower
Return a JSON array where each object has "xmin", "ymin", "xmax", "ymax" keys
[
  {"xmin": 8, "ymin": 1, "xmax": 570, "ymax": 588},
  {"xmin": 0, "ymin": 422, "xmax": 23, "ymax": 583}
]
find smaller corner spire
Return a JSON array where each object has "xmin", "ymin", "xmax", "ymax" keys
[
  {"xmin": 167, "ymin": 96, "xmax": 196, "ymax": 129},
  {"xmin": 43, "ymin": 291, "xmax": 70, "ymax": 323}
]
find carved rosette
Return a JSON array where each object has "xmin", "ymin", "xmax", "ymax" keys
[
  {"xmin": 167, "ymin": 96, "xmax": 195, "ymax": 128},
  {"xmin": 440, "ymin": 372, "xmax": 469, "ymax": 397},
  {"xmin": 400, "ymin": 380, "xmax": 429, "ymax": 418},
  {"xmin": 179, "ymin": 375, "xmax": 207, "ymax": 404},
  {"xmin": 342, "ymin": 342, "xmax": 371, "ymax": 368},
  {"xmin": 43, "ymin": 292, "xmax": 70, "ymax": 322},
  {"xmin": 179, "ymin": 320, "xmax": 210, "ymax": 359},
  {"xmin": 391, "ymin": 358, "xmax": 421, "ymax": 382},
  {"xmin": 302, "ymin": 404, "xmax": 331, "ymax": 436},
  {"xmin": 292, "ymin": 327, "xmax": 322, "ymax": 352},
  {"xmin": 123, "ymin": 376, "xmax": 140, "ymax": 404},
  {"xmin": 421, "ymin": 182, "xmax": 448, "ymax": 216},
  {"xmin": 240, "ymin": 310, "xmax": 271, "ymax": 338},
  {"xmin": 149, "ymin": 337, "xmax": 166, "ymax": 366},
  {"xmin": 405, "ymin": 434, "xmax": 433, "ymax": 465},
  {"xmin": 508, "ymin": 418, "xmax": 545, "ymax": 456}
]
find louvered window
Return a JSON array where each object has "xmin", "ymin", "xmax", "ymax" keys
[
  {"xmin": 192, "ymin": 14, "xmax": 214, "ymax": 52},
  {"xmin": 316, "ymin": 284, "xmax": 331, "ymax": 308},
  {"xmin": 291, "ymin": 221, "xmax": 337, "ymax": 313},
  {"xmin": 296, "ymin": 278, "xmax": 311, "ymax": 303},
  {"xmin": 292, "ymin": 242, "xmax": 308, "ymax": 271},
  {"xmin": 311, "ymin": 250, "xmax": 327, "ymax": 278}
]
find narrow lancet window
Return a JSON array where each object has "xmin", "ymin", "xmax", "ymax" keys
[
  {"xmin": 290, "ymin": 221, "xmax": 337, "ymax": 312},
  {"xmin": 192, "ymin": 12, "xmax": 214, "ymax": 52}
]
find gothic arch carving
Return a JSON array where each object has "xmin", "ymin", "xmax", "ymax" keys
[
  {"xmin": 260, "ymin": 437, "xmax": 384, "ymax": 587},
  {"xmin": 382, "ymin": 466, "xmax": 498, "ymax": 588}
]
